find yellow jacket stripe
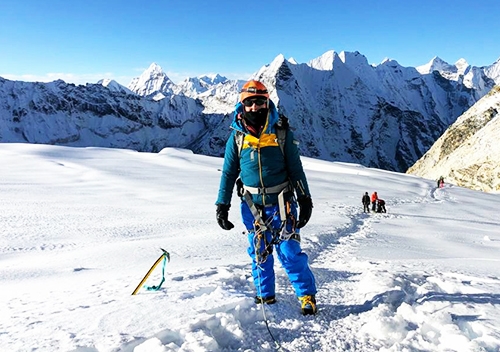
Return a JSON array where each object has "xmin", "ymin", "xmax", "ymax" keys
[{"xmin": 242, "ymin": 133, "xmax": 279, "ymax": 150}]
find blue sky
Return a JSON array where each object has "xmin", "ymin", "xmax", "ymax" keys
[{"xmin": 2, "ymin": 0, "xmax": 499, "ymax": 86}]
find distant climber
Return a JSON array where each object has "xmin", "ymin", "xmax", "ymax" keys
[
  {"xmin": 371, "ymin": 191, "xmax": 378, "ymax": 212},
  {"xmin": 362, "ymin": 192, "xmax": 370, "ymax": 212},
  {"xmin": 376, "ymin": 199, "xmax": 387, "ymax": 213},
  {"xmin": 437, "ymin": 176, "xmax": 445, "ymax": 188}
]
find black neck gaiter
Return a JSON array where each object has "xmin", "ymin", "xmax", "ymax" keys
[{"xmin": 243, "ymin": 108, "xmax": 268, "ymax": 130}]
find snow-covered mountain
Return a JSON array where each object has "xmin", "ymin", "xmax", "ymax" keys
[
  {"xmin": 191, "ymin": 51, "xmax": 492, "ymax": 171},
  {"xmin": 124, "ymin": 64, "xmax": 242, "ymax": 113},
  {"xmin": 176, "ymin": 73, "xmax": 228, "ymax": 95},
  {"xmin": 128, "ymin": 52, "xmax": 500, "ymax": 172},
  {"xmin": 1, "ymin": 50, "xmax": 500, "ymax": 176},
  {"xmin": 407, "ymin": 85, "xmax": 500, "ymax": 192},
  {"xmin": 175, "ymin": 74, "xmax": 244, "ymax": 114},
  {"xmin": 0, "ymin": 77, "xmax": 207, "ymax": 151},
  {"xmin": 97, "ymin": 78, "xmax": 134, "ymax": 95},
  {"xmin": 416, "ymin": 56, "xmax": 498, "ymax": 96},
  {"xmin": 127, "ymin": 63, "xmax": 177, "ymax": 100}
]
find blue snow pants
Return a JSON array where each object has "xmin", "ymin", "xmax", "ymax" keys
[{"xmin": 241, "ymin": 201, "xmax": 317, "ymax": 298}]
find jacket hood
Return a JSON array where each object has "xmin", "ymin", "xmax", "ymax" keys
[{"xmin": 231, "ymin": 100, "xmax": 279, "ymax": 133}]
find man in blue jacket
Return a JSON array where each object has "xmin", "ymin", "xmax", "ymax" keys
[{"xmin": 215, "ymin": 80, "xmax": 317, "ymax": 315}]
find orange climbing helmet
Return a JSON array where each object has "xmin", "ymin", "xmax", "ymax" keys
[{"xmin": 240, "ymin": 80, "xmax": 269, "ymax": 102}]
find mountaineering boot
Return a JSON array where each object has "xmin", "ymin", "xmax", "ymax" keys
[
  {"xmin": 299, "ymin": 295, "xmax": 317, "ymax": 315},
  {"xmin": 254, "ymin": 296, "xmax": 277, "ymax": 305}
]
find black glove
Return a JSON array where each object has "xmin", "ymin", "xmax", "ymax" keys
[
  {"xmin": 216, "ymin": 204, "xmax": 234, "ymax": 230},
  {"xmin": 296, "ymin": 196, "xmax": 313, "ymax": 228}
]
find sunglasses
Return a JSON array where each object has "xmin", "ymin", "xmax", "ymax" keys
[{"xmin": 242, "ymin": 97, "xmax": 268, "ymax": 107}]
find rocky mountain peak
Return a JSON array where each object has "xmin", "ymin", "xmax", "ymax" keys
[
  {"xmin": 407, "ymin": 85, "xmax": 500, "ymax": 192},
  {"xmin": 127, "ymin": 63, "xmax": 174, "ymax": 97}
]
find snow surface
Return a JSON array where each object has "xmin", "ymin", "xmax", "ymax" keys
[{"xmin": 1, "ymin": 143, "xmax": 499, "ymax": 352}]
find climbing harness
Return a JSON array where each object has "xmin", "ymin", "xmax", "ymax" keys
[{"xmin": 243, "ymin": 184, "xmax": 300, "ymax": 264}]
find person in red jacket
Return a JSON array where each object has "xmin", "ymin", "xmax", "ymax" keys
[{"xmin": 371, "ymin": 192, "xmax": 378, "ymax": 212}]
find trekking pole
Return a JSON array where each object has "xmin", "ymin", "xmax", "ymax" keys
[{"xmin": 131, "ymin": 248, "xmax": 170, "ymax": 295}]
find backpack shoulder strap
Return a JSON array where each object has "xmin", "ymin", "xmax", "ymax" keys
[
  {"xmin": 275, "ymin": 114, "xmax": 289, "ymax": 156},
  {"xmin": 234, "ymin": 130, "xmax": 245, "ymax": 157}
]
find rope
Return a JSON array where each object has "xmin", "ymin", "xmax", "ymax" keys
[
  {"xmin": 145, "ymin": 253, "xmax": 168, "ymax": 291},
  {"xmin": 256, "ymin": 266, "xmax": 284, "ymax": 351},
  {"xmin": 253, "ymin": 211, "xmax": 286, "ymax": 351},
  {"xmin": 243, "ymin": 195, "xmax": 297, "ymax": 350}
]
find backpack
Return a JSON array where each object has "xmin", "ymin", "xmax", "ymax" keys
[{"xmin": 235, "ymin": 114, "xmax": 289, "ymax": 157}]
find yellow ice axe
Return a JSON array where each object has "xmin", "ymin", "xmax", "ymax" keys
[{"xmin": 131, "ymin": 248, "xmax": 170, "ymax": 295}]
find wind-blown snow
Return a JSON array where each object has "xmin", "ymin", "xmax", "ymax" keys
[{"xmin": 1, "ymin": 144, "xmax": 499, "ymax": 352}]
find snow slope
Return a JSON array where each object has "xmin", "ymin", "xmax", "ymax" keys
[{"xmin": 1, "ymin": 144, "xmax": 499, "ymax": 352}]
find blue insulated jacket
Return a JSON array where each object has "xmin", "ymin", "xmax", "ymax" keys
[{"xmin": 216, "ymin": 100, "xmax": 311, "ymax": 206}]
